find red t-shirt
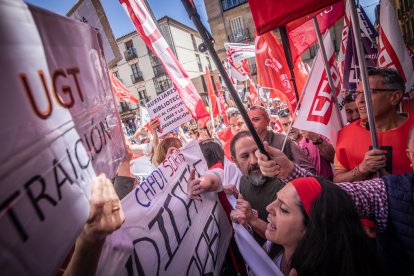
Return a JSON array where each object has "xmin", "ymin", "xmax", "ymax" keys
[{"xmin": 335, "ymin": 113, "xmax": 413, "ymax": 175}]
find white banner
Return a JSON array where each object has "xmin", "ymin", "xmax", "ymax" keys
[
  {"xmin": 294, "ymin": 32, "xmax": 345, "ymax": 145},
  {"xmin": 225, "ymin": 43, "xmax": 256, "ymax": 64},
  {"xmin": 233, "ymin": 223, "xmax": 283, "ymax": 276},
  {"xmin": 145, "ymin": 87, "xmax": 192, "ymax": 136},
  {"xmin": 97, "ymin": 140, "xmax": 232, "ymax": 275},
  {"xmin": 0, "ymin": 2, "xmax": 124, "ymax": 275},
  {"xmin": 67, "ymin": 0, "xmax": 122, "ymax": 67},
  {"xmin": 378, "ymin": 0, "xmax": 414, "ymax": 92}
]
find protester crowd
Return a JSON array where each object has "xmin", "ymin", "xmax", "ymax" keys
[{"xmin": 65, "ymin": 68, "xmax": 414, "ymax": 275}]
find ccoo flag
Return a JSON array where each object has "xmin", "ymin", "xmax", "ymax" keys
[
  {"xmin": 294, "ymin": 32, "xmax": 345, "ymax": 145},
  {"xmin": 378, "ymin": 0, "xmax": 414, "ymax": 92},
  {"xmin": 110, "ymin": 73, "xmax": 139, "ymax": 103}
]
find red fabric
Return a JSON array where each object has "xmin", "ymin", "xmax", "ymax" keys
[
  {"xmin": 402, "ymin": 98, "xmax": 414, "ymax": 113},
  {"xmin": 248, "ymin": 0, "xmax": 341, "ymax": 35},
  {"xmin": 269, "ymin": 88, "xmax": 294, "ymax": 116},
  {"xmin": 255, "ymin": 32, "xmax": 298, "ymax": 109},
  {"xmin": 287, "ymin": 1, "xmax": 344, "ymax": 59},
  {"xmin": 120, "ymin": 0, "xmax": 209, "ymax": 120},
  {"xmin": 335, "ymin": 114, "xmax": 414, "ymax": 175},
  {"xmin": 110, "ymin": 73, "xmax": 139, "ymax": 103},
  {"xmin": 224, "ymin": 140, "xmax": 233, "ymax": 161},
  {"xmin": 291, "ymin": 177, "xmax": 322, "ymax": 216},
  {"xmin": 249, "ymin": 81, "xmax": 259, "ymax": 106},
  {"xmin": 217, "ymin": 127, "xmax": 233, "ymax": 144},
  {"xmin": 215, "ymin": 80, "xmax": 229, "ymax": 125},
  {"xmin": 206, "ymin": 67, "xmax": 219, "ymax": 119}
]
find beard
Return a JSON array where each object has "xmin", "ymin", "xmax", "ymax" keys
[{"xmin": 246, "ymin": 165, "xmax": 268, "ymax": 186}]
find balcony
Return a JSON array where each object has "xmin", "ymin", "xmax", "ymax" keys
[
  {"xmin": 153, "ymin": 64, "xmax": 166, "ymax": 77},
  {"xmin": 228, "ymin": 28, "xmax": 251, "ymax": 43},
  {"xmin": 221, "ymin": 0, "xmax": 247, "ymax": 11},
  {"xmin": 131, "ymin": 73, "xmax": 144, "ymax": 84},
  {"xmin": 124, "ymin": 47, "xmax": 138, "ymax": 62}
]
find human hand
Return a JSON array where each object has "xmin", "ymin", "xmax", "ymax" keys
[
  {"xmin": 80, "ymin": 174, "xmax": 125, "ymax": 245},
  {"xmin": 255, "ymin": 142, "xmax": 294, "ymax": 178},
  {"xmin": 188, "ymin": 168, "xmax": 213, "ymax": 200},
  {"xmin": 149, "ymin": 118, "xmax": 161, "ymax": 133},
  {"xmin": 230, "ymin": 194, "xmax": 254, "ymax": 227},
  {"xmin": 301, "ymin": 130, "xmax": 320, "ymax": 143},
  {"xmin": 359, "ymin": 149, "xmax": 387, "ymax": 174},
  {"xmin": 223, "ymin": 184, "xmax": 239, "ymax": 198}
]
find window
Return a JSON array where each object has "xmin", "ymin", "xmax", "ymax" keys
[
  {"xmin": 120, "ymin": 102, "xmax": 130, "ymax": 113},
  {"xmin": 154, "ymin": 75, "xmax": 172, "ymax": 94},
  {"xmin": 230, "ymin": 17, "xmax": 244, "ymax": 39},
  {"xmin": 196, "ymin": 54, "xmax": 203, "ymax": 72},
  {"xmin": 221, "ymin": 0, "xmax": 247, "ymax": 11},
  {"xmin": 137, "ymin": 88, "xmax": 148, "ymax": 102},
  {"xmin": 206, "ymin": 56, "xmax": 212, "ymax": 71},
  {"xmin": 114, "ymin": 71, "xmax": 120, "ymax": 79},
  {"xmin": 191, "ymin": 34, "xmax": 198, "ymax": 51},
  {"xmin": 131, "ymin": 63, "xmax": 143, "ymax": 83},
  {"xmin": 201, "ymin": 75, "xmax": 207, "ymax": 92},
  {"xmin": 149, "ymin": 51, "xmax": 165, "ymax": 77},
  {"xmin": 125, "ymin": 40, "xmax": 133, "ymax": 50}
]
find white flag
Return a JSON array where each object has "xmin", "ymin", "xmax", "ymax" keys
[
  {"xmin": 378, "ymin": 0, "xmax": 414, "ymax": 92},
  {"xmin": 225, "ymin": 43, "xmax": 255, "ymax": 63},
  {"xmin": 293, "ymin": 32, "xmax": 345, "ymax": 145}
]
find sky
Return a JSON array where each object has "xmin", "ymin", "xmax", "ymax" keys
[
  {"xmin": 25, "ymin": 0, "xmax": 379, "ymax": 40},
  {"xmin": 24, "ymin": 0, "xmax": 210, "ymax": 38}
]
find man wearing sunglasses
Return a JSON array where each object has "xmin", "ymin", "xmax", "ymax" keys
[{"xmin": 334, "ymin": 68, "xmax": 414, "ymax": 183}]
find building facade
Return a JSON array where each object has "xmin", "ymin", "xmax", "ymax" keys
[
  {"xmin": 110, "ymin": 16, "xmax": 216, "ymax": 125},
  {"xmin": 391, "ymin": 0, "xmax": 414, "ymax": 49}
]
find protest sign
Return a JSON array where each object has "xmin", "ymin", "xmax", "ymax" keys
[
  {"xmin": 97, "ymin": 140, "xmax": 232, "ymax": 275},
  {"xmin": 67, "ymin": 0, "xmax": 122, "ymax": 67},
  {"xmin": 145, "ymin": 87, "xmax": 192, "ymax": 136},
  {"xmin": 0, "ymin": 3, "xmax": 124, "ymax": 275}
]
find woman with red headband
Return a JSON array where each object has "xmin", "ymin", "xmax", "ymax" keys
[{"xmin": 262, "ymin": 176, "xmax": 378, "ymax": 275}]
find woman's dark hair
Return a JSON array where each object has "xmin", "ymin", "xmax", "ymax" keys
[
  {"xmin": 199, "ymin": 139, "xmax": 224, "ymax": 168},
  {"xmin": 290, "ymin": 177, "xmax": 378, "ymax": 276}
]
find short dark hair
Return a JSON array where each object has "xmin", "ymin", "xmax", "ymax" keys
[
  {"xmin": 228, "ymin": 110, "xmax": 241, "ymax": 119},
  {"xmin": 344, "ymin": 93, "xmax": 355, "ymax": 104},
  {"xmin": 199, "ymin": 139, "xmax": 224, "ymax": 168},
  {"xmin": 230, "ymin": 130, "xmax": 252, "ymax": 159},
  {"xmin": 367, "ymin": 67, "xmax": 405, "ymax": 93}
]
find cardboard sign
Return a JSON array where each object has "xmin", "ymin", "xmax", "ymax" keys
[
  {"xmin": 0, "ymin": 3, "xmax": 124, "ymax": 275},
  {"xmin": 97, "ymin": 140, "xmax": 232, "ymax": 275},
  {"xmin": 145, "ymin": 87, "xmax": 192, "ymax": 136}
]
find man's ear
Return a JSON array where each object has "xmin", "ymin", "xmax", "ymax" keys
[{"xmin": 391, "ymin": 91, "xmax": 403, "ymax": 106}]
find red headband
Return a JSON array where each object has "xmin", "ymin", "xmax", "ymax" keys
[{"xmin": 290, "ymin": 177, "xmax": 322, "ymax": 217}]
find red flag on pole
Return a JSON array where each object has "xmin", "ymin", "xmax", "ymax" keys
[
  {"xmin": 287, "ymin": 2, "xmax": 344, "ymax": 59},
  {"xmin": 119, "ymin": 0, "xmax": 209, "ymax": 120},
  {"xmin": 248, "ymin": 0, "xmax": 341, "ymax": 35},
  {"xmin": 378, "ymin": 0, "xmax": 414, "ymax": 92},
  {"xmin": 206, "ymin": 67, "xmax": 219, "ymax": 119},
  {"xmin": 255, "ymin": 31, "xmax": 298, "ymax": 109},
  {"xmin": 110, "ymin": 73, "xmax": 139, "ymax": 103},
  {"xmin": 248, "ymin": 81, "xmax": 259, "ymax": 106},
  {"xmin": 215, "ymin": 81, "xmax": 229, "ymax": 125}
]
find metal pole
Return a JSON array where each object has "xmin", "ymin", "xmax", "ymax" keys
[
  {"xmin": 279, "ymin": 25, "xmax": 300, "ymax": 102},
  {"xmin": 313, "ymin": 18, "xmax": 344, "ymax": 128},
  {"xmin": 181, "ymin": 0, "xmax": 269, "ymax": 156},
  {"xmin": 348, "ymin": 0, "xmax": 382, "ymax": 177}
]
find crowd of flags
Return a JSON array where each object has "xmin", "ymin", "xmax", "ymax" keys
[{"xmin": 110, "ymin": 0, "xmax": 414, "ymax": 142}]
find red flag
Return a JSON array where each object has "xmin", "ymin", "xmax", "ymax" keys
[
  {"xmin": 110, "ymin": 73, "xmax": 139, "ymax": 103},
  {"xmin": 378, "ymin": 0, "xmax": 414, "ymax": 91},
  {"xmin": 206, "ymin": 67, "xmax": 219, "ymax": 119},
  {"xmin": 248, "ymin": 0, "xmax": 341, "ymax": 35},
  {"xmin": 215, "ymin": 81, "xmax": 229, "ymax": 125},
  {"xmin": 255, "ymin": 31, "xmax": 298, "ymax": 109},
  {"xmin": 287, "ymin": 2, "xmax": 344, "ymax": 59},
  {"xmin": 249, "ymin": 81, "xmax": 259, "ymax": 106},
  {"xmin": 119, "ymin": 0, "xmax": 209, "ymax": 120},
  {"xmin": 269, "ymin": 88, "xmax": 293, "ymax": 115}
]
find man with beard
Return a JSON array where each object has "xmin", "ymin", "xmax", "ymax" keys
[{"xmin": 229, "ymin": 131, "xmax": 286, "ymax": 245}]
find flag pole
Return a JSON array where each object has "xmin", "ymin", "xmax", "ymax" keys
[
  {"xmin": 348, "ymin": 0, "xmax": 382, "ymax": 176},
  {"xmin": 279, "ymin": 25, "xmax": 300, "ymax": 102},
  {"xmin": 313, "ymin": 18, "xmax": 344, "ymax": 128},
  {"xmin": 181, "ymin": 0, "xmax": 269, "ymax": 156}
]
